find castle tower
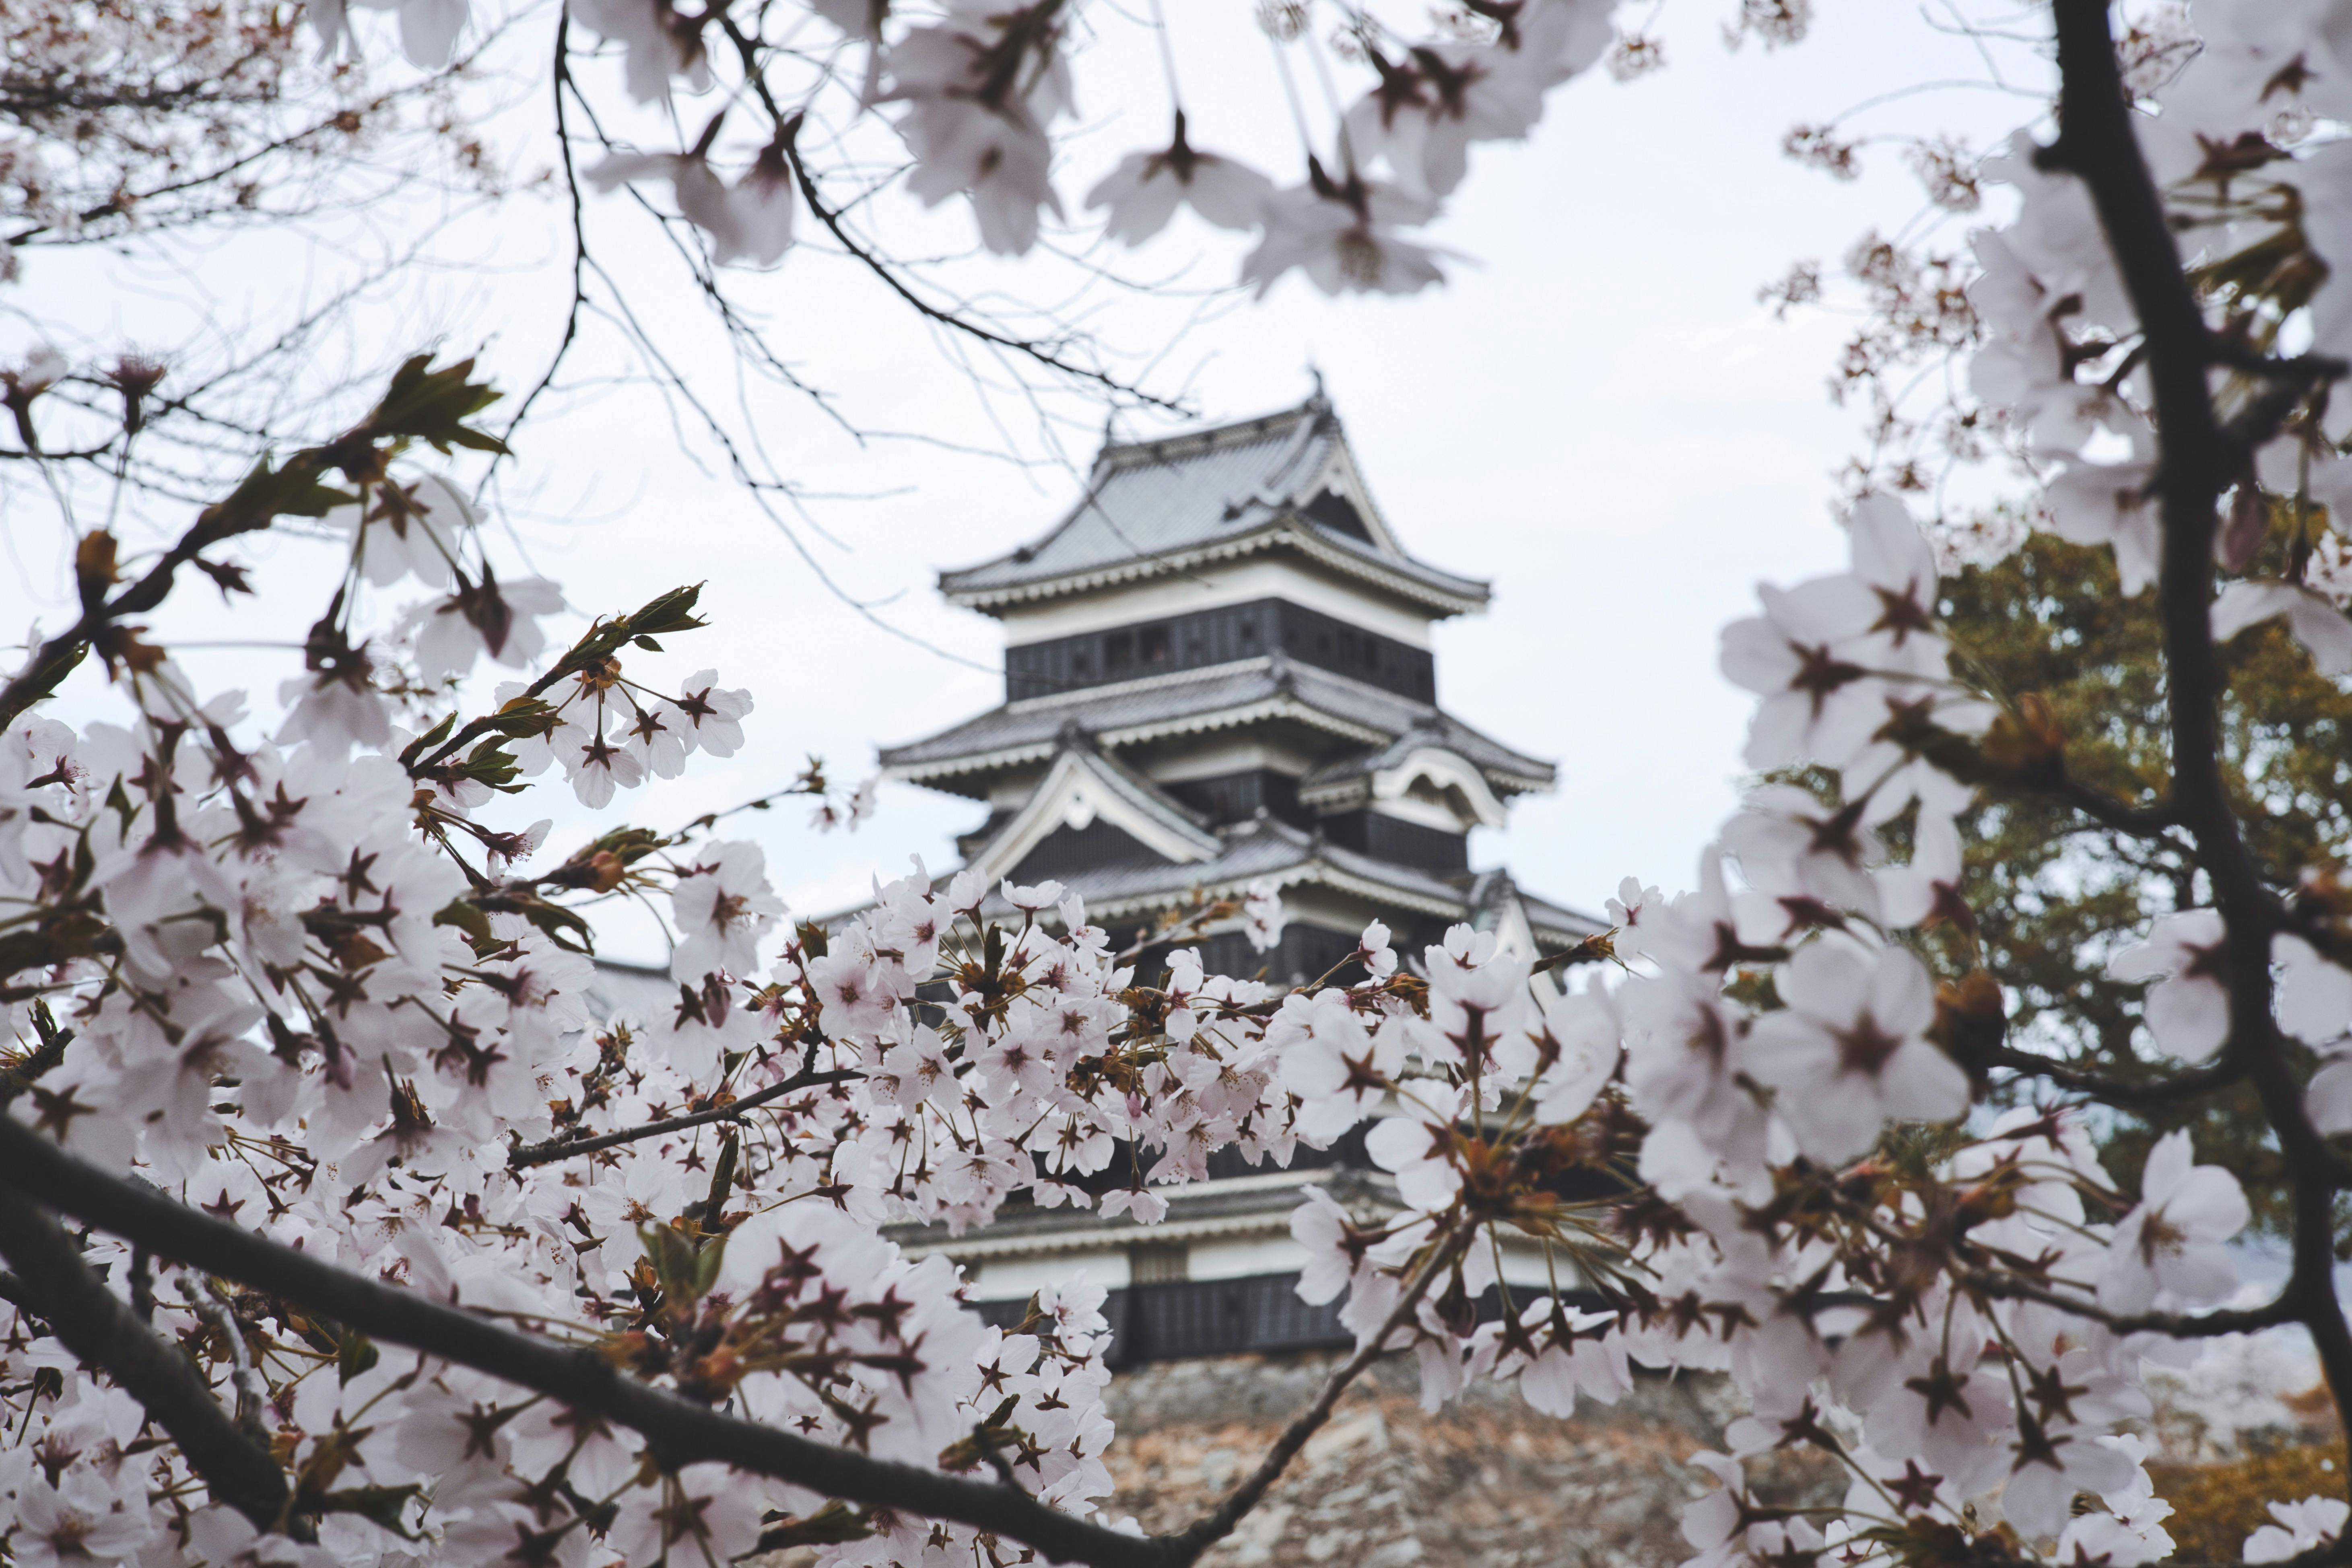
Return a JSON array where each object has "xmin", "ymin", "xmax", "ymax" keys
[{"xmin": 880, "ymin": 390, "xmax": 1596, "ymax": 978}]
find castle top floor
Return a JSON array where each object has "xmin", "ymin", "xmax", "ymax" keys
[{"xmin": 937, "ymin": 395, "xmax": 1490, "ymax": 671}]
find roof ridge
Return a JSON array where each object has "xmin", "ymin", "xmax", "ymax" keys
[{"xmin": 1093, "ymin": 395, "xmax": 1325, "ymax": 472}]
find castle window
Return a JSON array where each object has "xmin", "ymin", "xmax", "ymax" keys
[
  {"xmin": 1129, "ymin": 1242, "xmax": 1187, "ymax": 1284},
  {"xmin": 1000, "ymin": 598, "xmax": 1435, "ymax": 701}
]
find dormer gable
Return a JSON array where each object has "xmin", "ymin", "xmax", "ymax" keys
[
  {"xmin": 1298, "ymin": 736, "xmax": 1512, "ymax": 834},
  {"xmin": 1373, "ymin": 745, "xmax": 1511, "ymax": 832},
  {"xmin": 964, "ymin": 740, "xmax": 1221, "ymax": 887}
]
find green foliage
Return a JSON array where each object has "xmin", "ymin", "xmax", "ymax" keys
[
  {"xmin": 190, "ymin": 453, "xmax": 354, "ymax": 546},
  {"xmin": 1939, "ymin": 530, "xmax": 2352, "ymax": 1230},
  {"xmin": 364, "ymin": 353, "xmax": 508, "ymax": 456}
]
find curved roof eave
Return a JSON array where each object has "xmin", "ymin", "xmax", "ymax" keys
[{"xmin": 940, "ymin": 516, "xmax": 1490, "ymax": 618}]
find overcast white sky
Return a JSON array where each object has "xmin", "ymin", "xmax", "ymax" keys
[{"xmin": 1, "ymin": 0, "xmax": 2052, "ymax": 966}]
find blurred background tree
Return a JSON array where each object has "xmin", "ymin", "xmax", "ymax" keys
[{"xmin": 1938, "ymin": 523, "xmax": 2352, "ymax": 1232}]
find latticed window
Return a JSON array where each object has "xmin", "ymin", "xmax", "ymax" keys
[{"xmin": 1128, "ymin": 1241, "xmax": 1187, "ymax": 1284}]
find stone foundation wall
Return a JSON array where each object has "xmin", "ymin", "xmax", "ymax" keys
[
  {"xmin": 756, "ymin": 1354, "xmax": 1837, "ymax": 1567},
  {"xmin": 1097, "ymin": 1355, "xmax": 1826, "ymax": 1568}
]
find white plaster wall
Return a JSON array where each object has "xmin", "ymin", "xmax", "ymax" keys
[
  {"xmin": 1183, "ymin": 1234, "xmax": 1308, "ymax": 1282},
  {"xmin": 965, "ymin": 1248, "xmax": 1132, "ymax": 1302},
  {"xmin": 1133, "ymin": 734, "xmax": 1324, "ymax": 783}
]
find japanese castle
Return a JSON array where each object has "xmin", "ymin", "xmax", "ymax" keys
[
  {"xmin": 878, "ymin": 389, "xmax": 1595, "ymax": 980},
  {"xmin": 878, "ymin": 390, "xmax": 1599, "ymax": 1361},
  {"xmin": 594, "ymin": 389, "xmax": 1597, "ymax": 1364}
]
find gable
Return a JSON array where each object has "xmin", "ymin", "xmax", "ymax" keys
[
  {"xmin": 1301, "ymin": 488, "xmax": 1373, "ymax": 544},
  {"xmin": 1008, "ymin": 819, "xmax": 1169, "ymax": 882},
  {"xmin": 965, "ymin": 744, "xmax": 1221, "ymax": 885}
]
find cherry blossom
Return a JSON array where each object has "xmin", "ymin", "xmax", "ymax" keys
[
  {"xmin": 410, "ymin": 568, "xmax": 564, "ymax": 679},
  {"xmin": 2213, "ymin": 579, "xmax": 2352, "ymax": 676},
  {"xmin": 1747, "ymin": 940, "xmax": 1967, "ymax": 1162},
  {"xmin": 1239, "ymin": 167, "xmax": 1447, "ymax": 299},
  {"xmin": 569, "ymin": 0, "xmax": 715, "ymax": 102},
  {"xmin": 1718, "ymin": 576, "xmax": 1884, "ymax": 770},
  {"xmin": 1243, "ymin": 875, "xmax": 1286, "ymax": 951},
  {"xmin": 669, "ymin": 839, "xmax": 785, "ymax": 980},
  {"xmin": 881, "ymin": 0, "xmax": 1072, "ymax": 255},
  {"xmin": 1087, "ymin": 113, "xmax": 1273, "ymax": 243},
  {"xmin": 2106, "ymin": 909, "xmax": 2232, "ymax": 1061},
  {"xmin": 2245, "ymin": 1498, "xmax": 2351, "ymax": 1564},
  {"xmin": 2098, "ymin": 1129, "xmax": 2250, "ymax": 1313},
  {"xmin": 2275, "ymin": 934, "xmax": 2352, "ymax": 1048},
  {"xmin": 310, "ymin": 0, "xmax": 470, "ymax": 68}
]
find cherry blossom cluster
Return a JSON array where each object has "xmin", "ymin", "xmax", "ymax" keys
[
  {"xmin": 1969, "ymin": 1, "xmax": 2352, "ymax": 654},
  {"xmin": 16, "ymin": 4, "xmax": 2352, "ymax": 1567},
  {"xmin": 321, "ymin": 0, "xmax": 1625, "ymax": 298}
]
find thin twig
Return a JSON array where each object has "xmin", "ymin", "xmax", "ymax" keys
[{"xmin": 508, "ymin": 1065, "xmax": 861, "ymax": 1167}]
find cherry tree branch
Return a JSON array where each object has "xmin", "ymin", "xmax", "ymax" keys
[
  {"xmin": 0, "ymin": 1186, "xmax": 307, "ymax": 1540},
  {"xmin": 507, "ymin": 1065, "xmax": 861, "ymax": 1167},
  {"xmin": 0, "ymin": 1118, "xmax": 1492, "ymax": 1568},
  {"xmin": 0, "ymin": 505, "xmax": 240, "ymax": 727},
  {"xmin": 2044, "ymin": 0, "xmax": 2352, "ymax": 1467},
  {"xmin": 1957, "ymin": 1269, "xmax": 2300, "ymax": 1338},
  {"xmin": 2051, "ymin": 776, "xmax": 2177, "ymax": 839},
  {"xmin": 1985, "ymin": 1046, "xmax": 2241, "ymax": 1106},
  {"xmin": 0, "ymin": 1119, "xmax": 1185, "ymax": 1568}
]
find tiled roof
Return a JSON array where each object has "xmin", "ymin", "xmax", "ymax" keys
[
  {"xmin": 1297, "ymin": 723, "xmax": 1448, "ymax": 793},
  {"xmin": 1517, "ymin": 889, "xmax": 1607, "ymax": 945},
  {"xmin": 973, "ymin": 814, "xmax": 1500, "ymax": 926},
  {"xmin": 937, "ymin": 399, "xmax": 1488, "ymax": 612},
  {"xmin": 1463, "ymin": 869, "xmax": 1606, "ymax": 947},
  {"xmin": 878, "ymin": 656, "xmax": 1556, "ymax": 796}
]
